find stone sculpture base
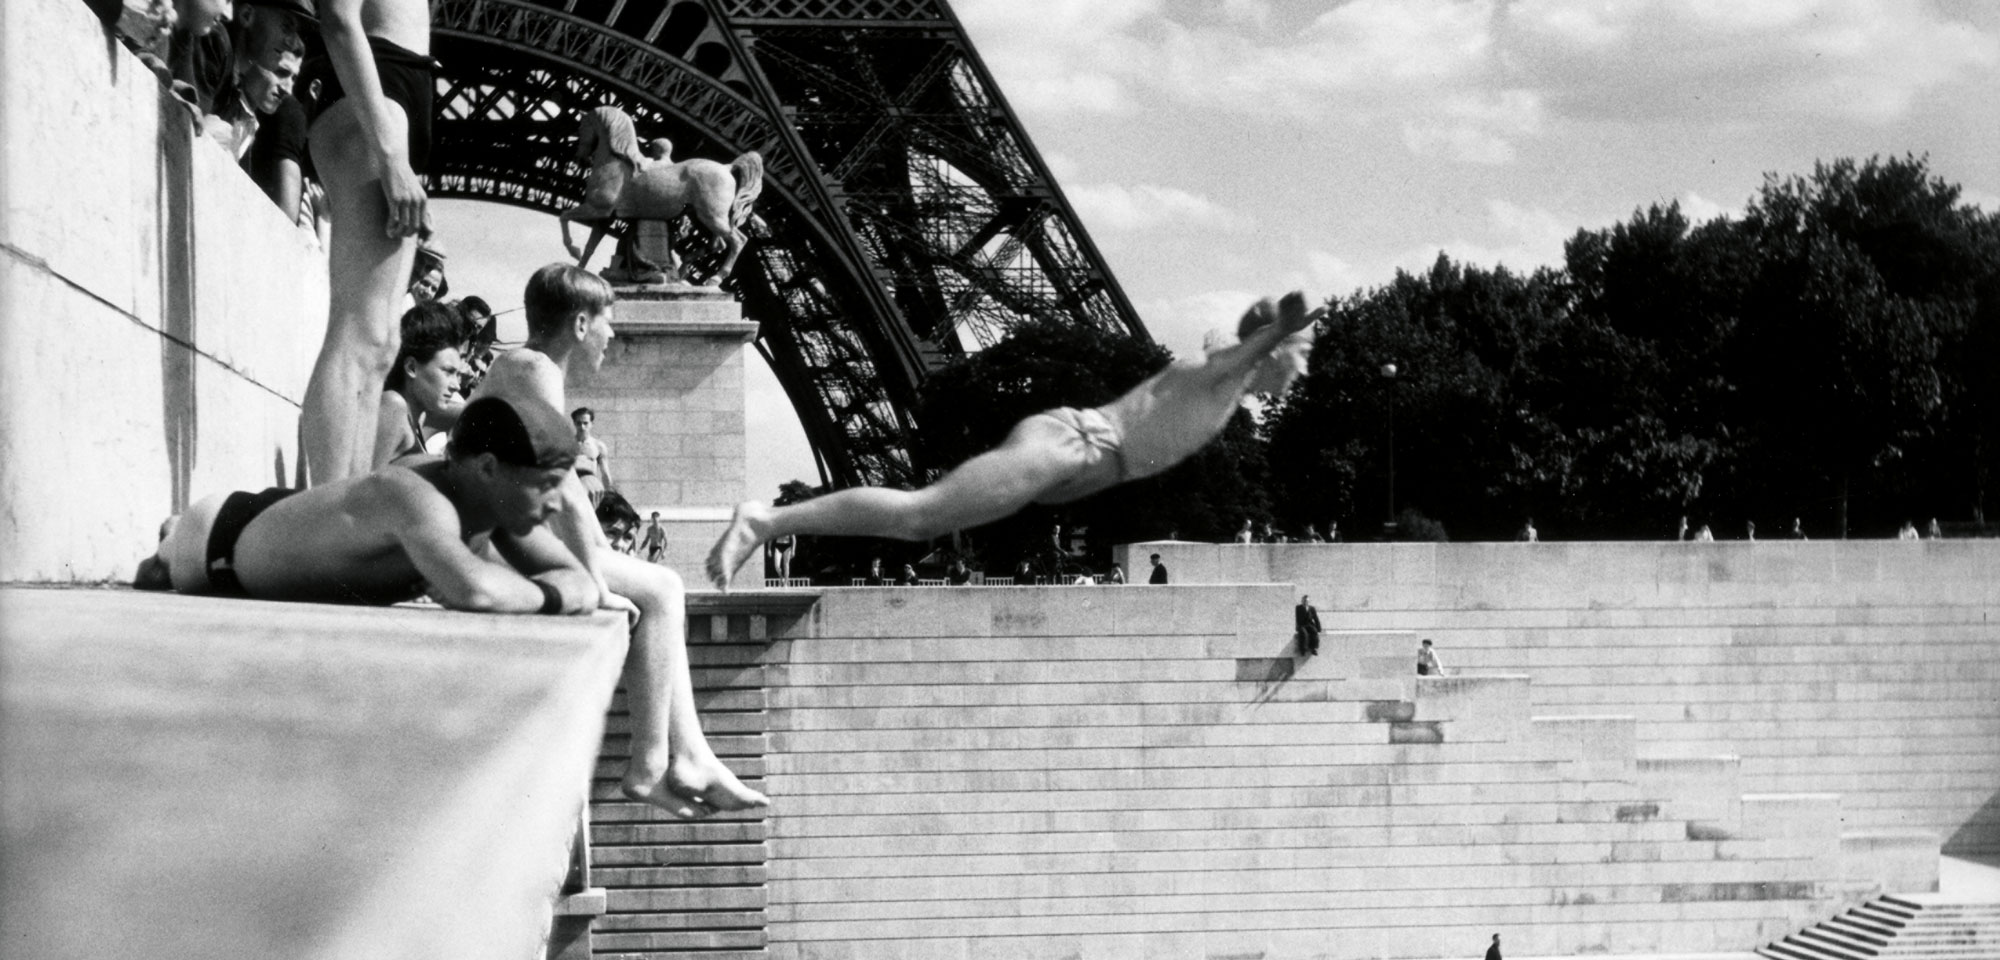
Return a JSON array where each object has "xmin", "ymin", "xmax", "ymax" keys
[{"xmin": 567, "ymin": 286, "xmax": 758, "ymax": 579}]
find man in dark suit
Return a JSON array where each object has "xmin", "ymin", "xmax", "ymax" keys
[
  {"xmin": 1295, "ymin": 594, "xmax": 1322, "ymax": 656},
  {"xmin": 1147, "ymin": 553, "xmax": 1169, "ymax": 585}
]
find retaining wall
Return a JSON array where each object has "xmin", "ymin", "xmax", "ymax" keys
[
  {"xmin": 723, "ymin": 585, "xmax": 1883, "ymax": 960},
  {"xmin": 1118, "ymin": 540, "xmax": 2000, "ymax": 857},
  {"xmin": 1, "ymin": 0, "xmax": 327, "ymax": 582}
]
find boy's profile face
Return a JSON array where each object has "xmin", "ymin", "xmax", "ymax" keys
[
  {"xmin": 483, "ymin": 461, "xmax": 572, "ymax": 536},
  {"xmin": 580, "ymin": 306, "xmax": 615, "ymax": 370}
]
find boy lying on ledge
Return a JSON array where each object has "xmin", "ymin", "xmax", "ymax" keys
[
  {"xmin": 135, "ymin": 394, "xmax": 765, "ymax": 820},
  {"xmin": 706, "ymin": 291, "xmax": 1325, "ymax": 589}
]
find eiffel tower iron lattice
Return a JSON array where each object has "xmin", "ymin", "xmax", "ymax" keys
[{"xmin": 427, "ymin": 0, "xmax": 1149, "ymax": 490}]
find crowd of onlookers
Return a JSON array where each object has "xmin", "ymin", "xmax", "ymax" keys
[{"xmin": 93, "ymin": 0, "xmax": 322, "ymax": 227}]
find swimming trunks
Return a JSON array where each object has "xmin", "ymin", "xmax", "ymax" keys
[
  {"xmin": 204, "ymin": 488, "xmax": 300, "ymax": 596},
  {"xmin": 301, "ymin": 36, "xmax": 437, "ymax": 174},
  {"xmin": 1027, "ymin": 406, "xmax": 1129, "ymax": 504}
]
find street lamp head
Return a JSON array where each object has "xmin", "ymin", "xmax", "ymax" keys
[{"xmin": 1380, "ymin": 362, "xmax": 1398, "ymax": 378}]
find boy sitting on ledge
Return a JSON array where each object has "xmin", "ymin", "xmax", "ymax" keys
[
  {"xmin": 135, "ymin": 393, "xmax": 763, "ymax": 820},
  {"xmin": 706, "ymin": 291, "xmax": 1324, "ymax": 589},
  {"xmin": 468, "ymin": 263, "xmax": 768, "ymax": 820}
]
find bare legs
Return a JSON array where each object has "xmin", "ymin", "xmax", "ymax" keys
[
  {"xmin": 599, "ymin": 551, "xmax": 769, "ymax": 818},
  {"xmin": 706, "ymin": 416, "xmax": 1089, "ymax": 588},
  {"xmin": 301, "ymin": 101, "xmax": 417, "ymax": 485}
]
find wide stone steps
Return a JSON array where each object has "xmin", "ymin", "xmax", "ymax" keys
[{"xmin": 1758, "ymin": 895, "xmax": 2000, "ymax": 960}]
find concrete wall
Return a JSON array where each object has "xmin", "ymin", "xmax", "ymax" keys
[
  {"xmin": 1119, "ymin": 540, "xmax": 2000, "ymax": 856},
  {"xmin": 745, "ymin": 585, "xmax": 1865, "ymax": 960},
  {"xmin": 2, "ymin": 587, "xmax": 630, "ymax": 960},
  {"xmin": 1, "ymin": 0, "xmax": 326, "ymax": 582}
]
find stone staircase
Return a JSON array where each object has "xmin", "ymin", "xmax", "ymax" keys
[{"xmin": 1758, "ymin": 895, "xmax": 2000, "ymax": 960}]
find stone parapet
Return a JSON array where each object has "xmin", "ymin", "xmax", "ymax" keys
[
  {"xmin": 1, "ymin": 0, "xmax": 327, "ymax": 583},
  {"xmin": 0, "ymin": 587, "xmax": 628, "ymax": 960}
]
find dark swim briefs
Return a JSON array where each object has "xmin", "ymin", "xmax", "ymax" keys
[
  {"xmin": 204, "ymin": 487, "xmax": 299, "ymax": 596},
  {"xmin": 301, "ymin": 35, "xmax": 438, "ymax": 174}
]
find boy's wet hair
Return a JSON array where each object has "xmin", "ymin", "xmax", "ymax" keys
[
  {"xmin": 450, "ymin": 396, "xmax": 578, "ymax": 470},
  {"xmin": 523, "ymin": 263, "xmax": 616, "ymax": 339}
]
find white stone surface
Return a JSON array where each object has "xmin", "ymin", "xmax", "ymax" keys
[{"xmin": 1, "ymin": 0, "xmax": 326, "ymax": 582}]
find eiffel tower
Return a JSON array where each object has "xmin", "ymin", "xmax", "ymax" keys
[{"xmin": 426, "ymin": 0, "xmax": 1149, "ymax": 489}]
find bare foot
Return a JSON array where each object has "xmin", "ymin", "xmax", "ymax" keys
[
  {"xmin": 622, "ymin": 752, "xmax": 770, "ymax": 820},
  {"xmin": 705, "ymin": 501, "xmax": 775, "ymax": 590}
]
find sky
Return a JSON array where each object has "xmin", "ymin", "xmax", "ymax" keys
[{"xmin": 435, "ymin": 0, "xmax": 2000, "ymax": 499}]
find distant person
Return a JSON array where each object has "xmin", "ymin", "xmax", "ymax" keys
[
  {"xmin": 1416, "ymin": 638, "xmax": 1445, "ymax": 677},
  {"xmin": 1234, "ymin": 518, "xmax": 1255, "ymax": 544},
  {"xmin": 862, "ymin": 558, "xmax": 886, "ymax": 586},
  {"xmin": 1746, "ymin": 520, "xmax": 1757, "ymax": 541},
  {"xmin": 1295, "ymin": 594, "xmax": 1322, "ymax": 657},
  {"xmin": 403, "ymin": 241, "xmax": 448, "ymax": 312},
  {"xmin": 1926, "ymin": 518, "xmax": 1942, "ymax": 540},
  {"xmin": 1303, "ymin": 525, "xmax": 1324, "ymax": 543},
  {"xmin": 1485, "ymin": 933, "xmax": 1502, "ymax": 960},
  {"xmin": 571, "ymin": 406, "xmax": 612, "ymax": 507},
  {"xmin": 1518, "ymin": 518, "xmax": 1538, "ymax": 542},
  {"xmin": 895, "ymin": 563, "xmax": 920, "ymax": 586},
  {"xmin": 1677, "ymin": 515, "xmax": 1689, "ymax": 541},
  {"xmin": 372, "ymin": 302, "xmax": 466, "ymax": 468},
  {"xmin": 1014, "ymin": 559, "xmax": 1034, "ymax": 583},
  {"xmin": 945, "ymin": 558, "xmax": 972, "ymax": 585},
  {"xmin": 1327, "ymin": 521, "xmax": 1338, "ymax": 543},
  {"xmin": 296, "ymin": 0, "xmax": 438, "ymax": 484},
  {"xmin": 1694, "ymin": 524, "xmax": 1714, "ymax": 542},
  {"xmin": 1148, "ymin": 552, "xmax": 1168, "ymax": 585},
  {"xmin": 640, "ymin": 512, "xmax": 666, "ymax": 563},
  {"xmin": 1898, "ymin": 520, "xmax": 1919, "ymax": 541},
  {"xmin": 771, "ymin": 533, "xmax": 796, "ymax": 579},
  {"xmin": 1104, "ymin": 562, "xmax": 1126, "ymax": 585},
  {"xmin": 1788, "ymin": 517, "xmax": 1807, "ymax": 540},
  {"xmin": 705, "ymin": 293, "xmax": 1322, "ymax": 588},
  {"xmin": 1257, "ymin": 520, "xmax": 1276, "ymax": 543}
]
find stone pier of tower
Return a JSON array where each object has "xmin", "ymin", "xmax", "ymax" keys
[{"xmin": 567, "ymin": 286, "xmax": 760, "ymax": 578}]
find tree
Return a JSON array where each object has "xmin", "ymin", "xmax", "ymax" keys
[
  {"xmin": 1267, "ymin": 254, "xmax": 1568, "ymax": 540},
  {"xmin": 1731, "ymin": 156, "xmax": 1986, "ymax": 535}
]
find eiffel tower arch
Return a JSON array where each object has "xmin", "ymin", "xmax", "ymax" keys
[{"xmin": 426, "ymin": 0, "xmax": 1149, "ymax": 490}]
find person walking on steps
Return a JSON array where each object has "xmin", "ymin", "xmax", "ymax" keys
[{"xmin": 1417, "ymin": 638, "xmax": 1446, "ymax": 677}]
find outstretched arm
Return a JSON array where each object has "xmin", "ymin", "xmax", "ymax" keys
[{"xmin": 360, "ymin": 473, "xmax": 594, "ymax": 613}]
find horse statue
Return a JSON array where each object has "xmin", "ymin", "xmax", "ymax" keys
[{"xmin": 559, "ymin": 106, "xmax": 764, "ymax": 286}]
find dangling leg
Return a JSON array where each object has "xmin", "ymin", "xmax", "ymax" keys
[
  {"xmin": 601, "ymin": 551, "xmax": 768, "ymax": 818},
  {"xmin": 707, "ymin": 415, "xmax": 1093, "ymax": 588}
]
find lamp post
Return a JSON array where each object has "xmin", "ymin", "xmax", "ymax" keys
[{"xmin": 1381, "ymin": 362, "xmax": 1398, "ymax": 538}]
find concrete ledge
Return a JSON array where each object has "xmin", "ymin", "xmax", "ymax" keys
[
  {"xmin": 0, "ymin": 587, "xmax": 628, "ymax": 960},
  {"xmin": 1839, "ymin": 830, "xmax": 1941, "ymax": 894}
]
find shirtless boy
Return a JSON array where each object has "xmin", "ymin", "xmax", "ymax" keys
[
  {"xmin": 298, "ymin": 0, "xmax": 436, "ymax": 484},
  {"xmin": 707, "ymin": 291, "xmax": 1324, "ymax": 589},
  {"xmin": 136, "ymin": 396, "xmax": 598, "ymax": 613},
  {"xmin": 471, "ymin": 263, "xmax": 768, "ymax": 818}
]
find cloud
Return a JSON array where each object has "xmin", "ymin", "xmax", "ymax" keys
[
  {"xmin": 954, "ymin": 0, "xmax": 1161, "ymax": 113},
  {"xmin": 961, "ymin": 0, "xmax": 1999, "ymax": 164},
  {"xmin": 1135, "ymin": 288, "xmax": 1263, "ymax": 358},
  {"xmin": 1065, "ymin": 182, "xmax": 1251, "ymax": 232},
  {"xmin": 1388, "ymin": 198, "xmax": 1585, "ymax": 277},
  {"xmin": 1678, "ymin": 190, "xmax": 1734, "ymax": 224},
  {"xmin": 1500, "ymin": 0, "xmax": 2000, "ymax": 124}
]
